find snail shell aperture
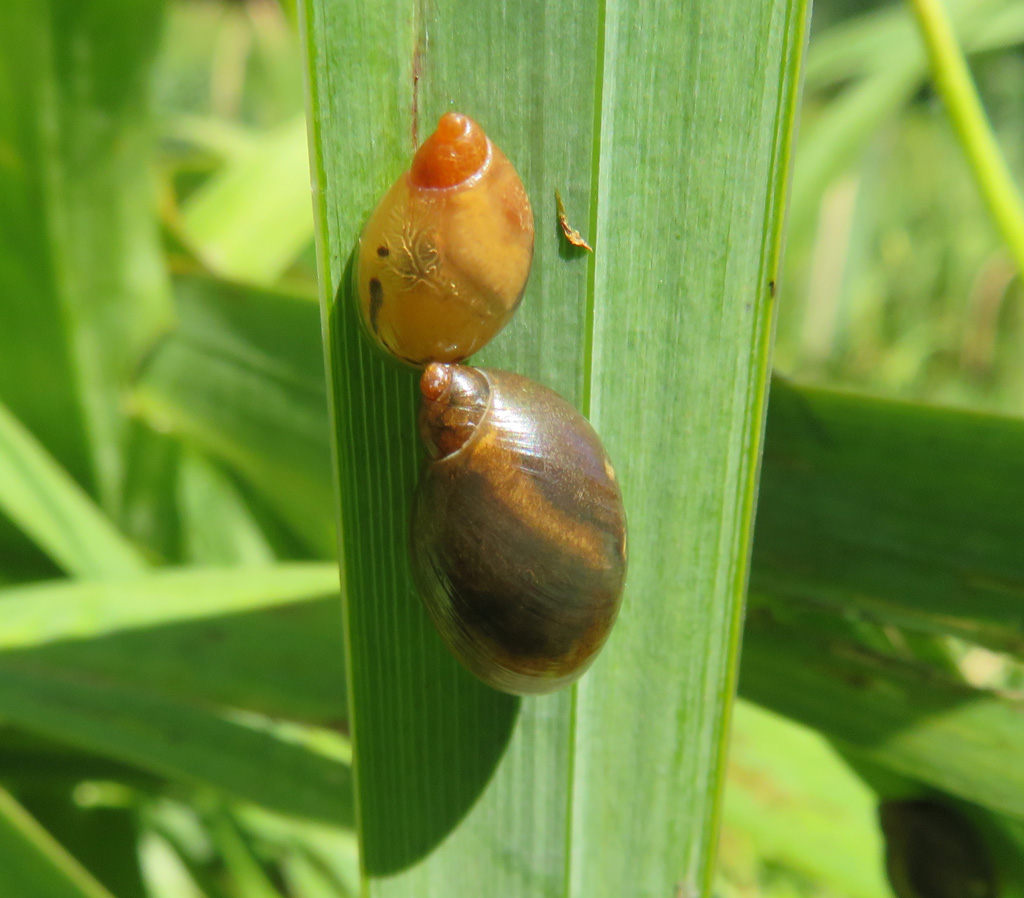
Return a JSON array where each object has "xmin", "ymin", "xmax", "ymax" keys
[
  {"xmin": 410, "ymin": 363, "xmax": 627, "ymax": 695},
  {"xmin": 357, "ymin": 113, "xmax": 535, "ymax": 366}
]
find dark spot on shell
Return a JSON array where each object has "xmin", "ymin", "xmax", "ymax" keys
[
  {"xmin": 368, "ymin": 277, "xmax": 384, "ymax": 333},
  {"xmin": 377, "ymin": 245, "xmax": 390, "ymax": 257}
]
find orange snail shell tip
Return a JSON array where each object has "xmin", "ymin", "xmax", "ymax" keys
[{"xmin": 355, "ymin": 112, "xmax": 535, "ymax": 366}]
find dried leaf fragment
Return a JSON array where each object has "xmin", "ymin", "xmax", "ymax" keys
[{"xmin": 555, "ymin": 189, "xmax": 593, "ymax": 253}]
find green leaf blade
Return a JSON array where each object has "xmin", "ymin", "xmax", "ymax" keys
[
  {"xmin": 0, "ymin": 662, "xmax": 352, "ymax": 825},
  {"xmin": 0, "ymin": 563, "xmax": 339, "ymax": 652},
  {"xmin": 178, "ymin": 117, "xmax": 313, "ymax": 285},
  {"xmin": 132, "ymin": 275, "xmax": 335, "ymax": 557},
  {"xmin": 753, "ymin": 378, "xmax": 1024, "ymax": 653},
  {"xmin": 0, "ymin": 786, "xmax": 117, "ymax": 898},
  {"xmin": 301, "ymin": 0, "xmax": 808, "ymax": 894},
  {"xmin": 0, "ymin": 398, "xmax": 147, "ymax": 578},
  {"xmin": 741, "ymin": 596, "xmax": 1024, "ymax": 821},
  {"xmin": 572, "ymin": 2, "xmax": 811, "ymax": 895},
  {"xmin": 0, "ymin": 0, "xmax": 173, "ymax": 513}
]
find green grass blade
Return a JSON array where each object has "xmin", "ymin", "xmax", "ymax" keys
[
  {"xmin": 0, "ymin": 661, "xmax": 351, "ymax": 825},
  {"xmin": 0, "ymin": 397, "xmax": 147, "ymax": 577},
  {"xmin": 139, "ymin": 802, "xmax": 227, "ymax": 896},
  {"xmin": 0, "ymin": 564, "xmax": 345, "ymax": 723},
  {"xmin": 742, "ymin": 594, "xmax": 1024, "ymax": 821},
  {"xmin": 0, "ymin": 729, "xmax": 161, "ymax": 788},
  {"xmin": 176, "ymin": 450, "xmax": 276, "ymax": 565},
  {"xmin": 207, "ymin": 811, "xmax": 287, "ymax": 898},
  {"xmin": 12, "ymin": 595, "xmax": 346, "ymax": 726},
  {"xmin": 788, "ymin": 63, "xmax": 921, "ymax": 239},
  {"xmin": 301, "ymin": 2, "xmax": 596, "ymax": 891},
  {"xmin": 19, "ymin": 792, "xmax": 148, "ymax": 898},
  {"xmin": 721, "ymin": 701, "xmax": 891, "ymax": 898},
  {"xmin": 0, "ymin": 2, "xmax": 90, "ymax": 491},
  {"xmin": 909, "ymin": 0, "xmax": 1024, "ymax": 279},
  {"xmin": 0, "ymin": 563, "xmax": 337, "ymax": 651},
  {"xmin": 301, "ymin": 1, "xmax": 808, "ymax": 895},
  {"xmin": 235, "ymin": 808, "xmax": 361, "ymax": 898},
  {"xmin": 133, "ymin": 274, "xmax": 334, "ymax": 556},
  {"xmin": 573, "ymin": 2, "xmax": 810, "ymax": 895},
  {"xmin": 805, "ymin": 0, "xmax": 1020, "ymax": 88},
  {"xmin": 178, "ymin": 116, "xmax": 313, "ymax": 285},
  {"xmin": 789, "ymin": 0, "xmax": 1024, "ymax": 242},
  {"xmin": 0, "ymin": 785, "xmax": 116, "ymax": 898},
  {"xmin": 753, "ymin": 378, "xmax": 1024, "ymax": 653},
  {"xmin": 0, "ymin": 0, "xmax": 173, "ymax": 512},
  {"xmin": 139, "ymin": 825, "xmax": 219, "ymax": 898}
]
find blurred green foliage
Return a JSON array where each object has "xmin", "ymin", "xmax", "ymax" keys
[
  {"xmin": 1, "ymin": 0, "xmax": 1023, "ymax": 896},
  {"xmin": 778, "ymin": 0, "xmax": 1024, "ymax": 412}
]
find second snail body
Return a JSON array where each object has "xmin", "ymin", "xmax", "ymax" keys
[
  {"xmin": 357, "ymin": 113, "xmax": 534, "ymax": 366},
  {"xmin": 411, "ymin": 363, "xmax": 627, "ymax": 695}
]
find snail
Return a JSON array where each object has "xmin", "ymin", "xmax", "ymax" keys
[
  {"xmin": 357, "ymin": 112, "xmax": 535, "ymax": 366},
  {"xmin": 411, "ymin": 363, "xmax": 627, "ymax": 695}
]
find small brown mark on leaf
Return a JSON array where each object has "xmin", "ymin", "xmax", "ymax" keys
[
  {"xmin": 377, "ymin": 245, "xmax": 390, "ymax": 257},
  {"xmin": 556, "ymin": 189, "xmax": 593, "ymax": 253},
  {"xmin": 410, "ymin": 31, "xmax": 422, "ymax": 147}
]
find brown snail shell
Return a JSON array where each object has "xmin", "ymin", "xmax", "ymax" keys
[
  {"xmin": 411, "ymin": 363, "xmax": 627, "ymax": 695},
  {"xmin": 357, "ymin": 113, "xmax": 534, "ymax": 366}
]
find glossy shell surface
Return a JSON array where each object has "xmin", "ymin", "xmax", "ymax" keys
[
  {"xmin": 411, "ymin": 365, "xmax": 627, "ymax": 695},
  {"xmin": 357, "ymin": 113, "xmax": 534, "ymax": 366}
]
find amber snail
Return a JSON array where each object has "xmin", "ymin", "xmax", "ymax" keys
[
  {"xmin": 357, "ymin": 112, "xmax": 535, "ymax": 366},
  {"xmin": 411, "ymin": 363, "xmax": 627, "ymax": 695}
]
